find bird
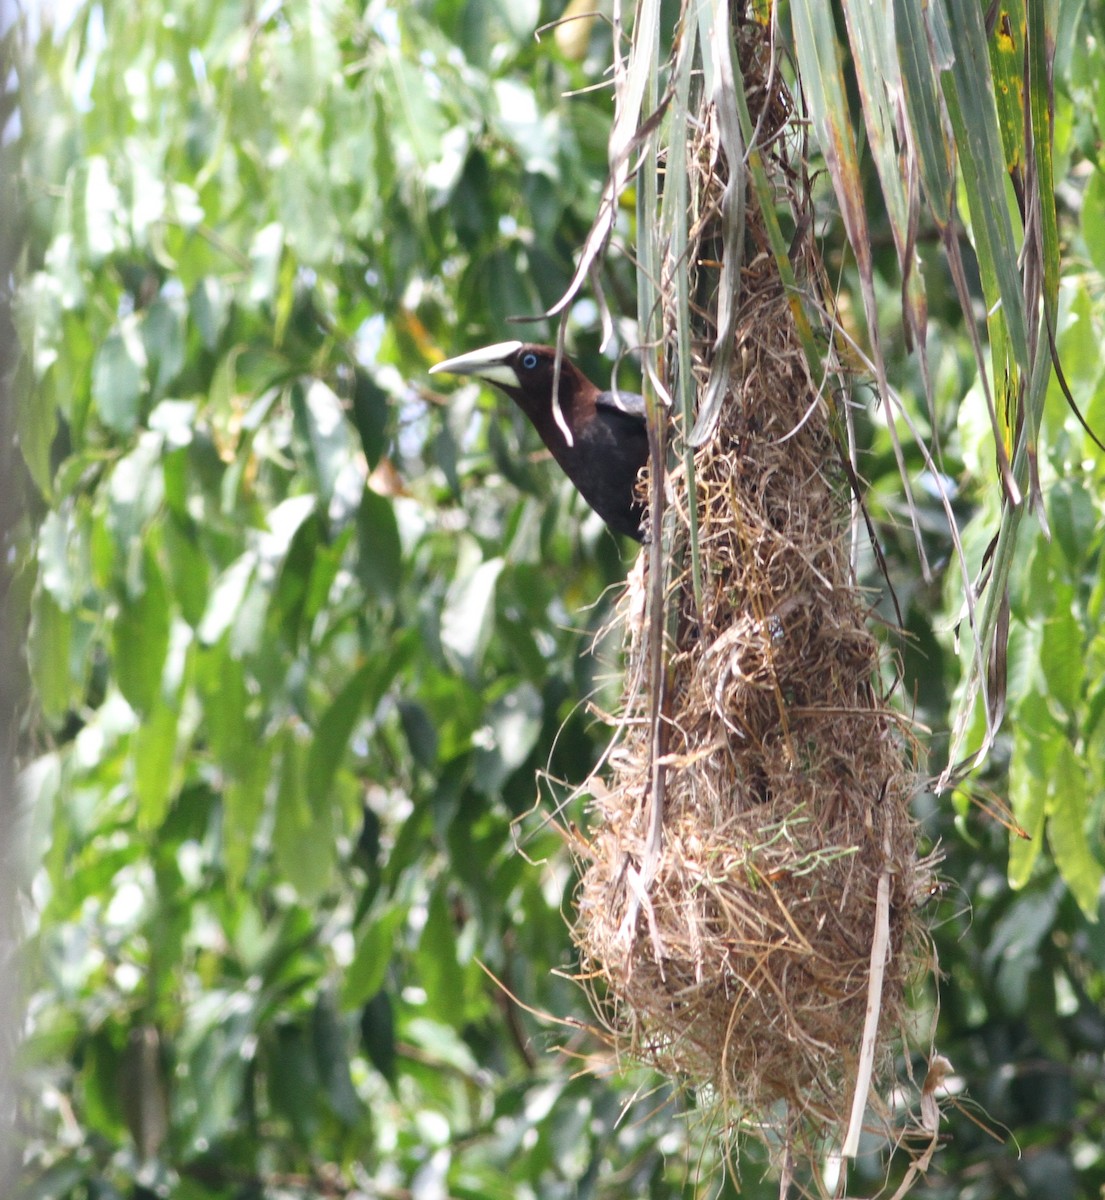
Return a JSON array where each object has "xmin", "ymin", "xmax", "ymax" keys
[{"xmin": 429, "ymin": 341, "xmax": 649, "ymax": 540}]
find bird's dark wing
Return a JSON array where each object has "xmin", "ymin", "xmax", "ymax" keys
[{"xmin": 595, "ymin": 389, "xmax": 647, "ymax": 424}]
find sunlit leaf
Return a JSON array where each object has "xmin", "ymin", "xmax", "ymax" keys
[
  {"xmin": 72, "ymin": 155, "xmax": 123, "ymax": 263},
  {"xmin": 197, "ymin": 552, "xmax": 256, "ymax": 646},
  {"xmin": 105, "ymin": 433, "xmax": 165, "ymax": 572},
  {"xmin": 92, "ymin": 319, "xmax": 148, "ymax": 436},
  {"xmin": 1007, "ymin": 751, "xmax": 1046, "ymax": 887},
  {"xmin": 440, "ymin": 551, "xmax": 504, "ymax": 678},
  {"xmin": 296, "ymin": 378, "xmax": 359, "ymax": 511},
  {"xmin": 1047, "ymin": 742, "xmax": 1102, "ymax": 921},
  {"xmin": 141, "ymin": 296, "xmax": 187, "ymax": 399},
  {"xmin": 191, "ymin": 276, "xmax": 231, "ymax": 351}
]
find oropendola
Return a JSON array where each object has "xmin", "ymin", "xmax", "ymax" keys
[{"xmin": 430, "ymin": 341, "xmax": 649, "ymax": 540}]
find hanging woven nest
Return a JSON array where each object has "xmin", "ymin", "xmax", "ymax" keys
[{"xmin": 570, "ymin": 10, "xmax": 937, "ymax": 1161}]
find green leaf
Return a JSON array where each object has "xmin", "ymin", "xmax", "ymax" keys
[
  {"xmin": 1084, "ymin": 167, "xmax": 1105, "ymax": 279},
  {"xmin": 10, "ymin": 1157, "xmax": 88, "ymax": 1200},
  {"xmin": 312, "ymin": 994, "xmax": 362, "ymax": 1125},
  {"xmin": 105, "ymin": 433, "xmax": 166, "ymax": 577},
  {"xmin": 264, "ymin": 494, "xmax": 319, "ymax": 556},
  {"xmin": 441, "ymin": 550, "xmax": 504, "ymax": 678},
  {"xmin": 162, "ymin": 514, "xmax": 210, "ymax": 628},
  {"xmin": 133, "ymin": 698, "xmax": 180, "ymax": 831},
  {"xmin": 17, "ymin": 358, "xmax": 58, "ymax": 497},
  {"xmin": 398, "ymin": 700, "xmax": 438, "ymax": 770},
  {"xmin": 472, "ymin": 682, "xmax": 543, "ymax": 795},
  {"xmin": 1040, "ymin": 604, "xmax": 1083, "ymax": 715},
  {"xmin": 941, "ymin": 0, "xmax": 1030, "ymax": 375},
  {"xmin": 841, "ymin": 0, "xmax": 927, "ymax": 337},
  {"xmin": 1003, "ymin": 614, "xmax": 1043, "ymax": 700},
  {"xmin": 141, "ymin": 296, "xmax": 187, "ymax": 399},
  {"xmin": 988, "ymin": 5, "xmax": 1026, "ymax": 176},
  {"xmin": 307, "ymin": 664, "xmax": 373, "ymax": 802},
  {"xmin": 196, "ymin": 643, "xmax": 250, "ymax": 768},
  {"xmin": 266, "ymin": 508, "xmax": 321, "ymax": 650},
  {"xmin": 356, "ymin": 490, "xmax": 402, "ymax": 603},
  {"xmin": 113, "ymin": 547, "xmax": 171, "ymax": 716},
  {"xmin": 358, "ymin": 990, "xmax": 396, "ymax": 1084},
  {"xmin": 841, "ymin": 0, "xmax": 906, "ymax": 227},
  {"xmin": 222, "ymin": 741, "xmax": 272, "ymax": 889},
  {"xmin": 196, "ymin": 553, "xmax": 254, "ymax": 651},
  {"xmin": 480, "ymin": 247, "xmax": 544, "ymax": 336},
  {"xmin": 386, "ymin": 55, "xmax": 446, "ymax": 168},
  {"xmin": 190, "ymin": 276, "xmax": 231, "ymax": 351},
  {"xmin": 176, "ymin": 991, "xmax": 256, "ymax": 1146},
  {"xmin": 1027, "ymin": 3, "xmax": 1061, "ymax": 323},
  {"xmin": 341, "ymin": 903, "xmax": 406, "ymax": 1010},
  {"xmin": 296, "ymin": 379, "xmax": 359, "ymax": 511},
  {"xmin": 72, "ymin": 155, "xmax": 123, "ymax": 263},
  {"xmin": 29, "ymin": 591, "xmax": 72, "ymax": 723},
  {"xmin": 14, "ymin": 755, "xmax": 62, "ymax": 890},
  {"xmin": 985, "ymin": 885, "xmax": 1061, "ymax": 1013},
  {"xmin": 1010, "ymin": 687, "xmax": 1062, "ymax": 779},
  {"xmin": 1048, "ymin": 479, "xmax": 1098, "ymax": 571},
  {"xmin": 302, "ymin": 525, "xmax": 352, "ymax": 627},
  {"xmin": 792, "ymin": 0, "xmax": 877, "ymax": 330},
  {"xmin": 351, "ymin": 367, "xmax": 390, "ymax": 469},
  {"xmin": 266, "ymin": 1024, "xmax": 321, "ymax": 1141},
  {"xmin": 80, "ymin": 1030, "xmax": 126, "ymax": 1137},
  {"xmin": 1008, "ymin": 731, "xmax": 1048, "ymax": 888},
  {"xmin": 92, "ymin": 319, "xmax": 148, "ymax": 436},
  {"xmin": 37, "ymin": 509, "xmax": 87, "ymax": 611},
  {"xmin": 1047, "ymin": 742, "xmax": 1102, "ymax": 921},
  {"xmin": 418, "ymin": 885, "xmax": 467, "ymax": 1024},
  {"xmin": 273, "ymin": 727, "xmax": 335, "ymax": 902},
  {"xmin": 248, "ymin": 222, "xmax": 284, "ymax": 305}
]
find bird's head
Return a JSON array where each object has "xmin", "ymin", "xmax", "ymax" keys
[
  {"xmin": 429, "ymin": 341, "xmax": 590, "ymax": 420},
  {"xmin": 430, "ymin": 339, "xmax": 648, "ymax": 540}
]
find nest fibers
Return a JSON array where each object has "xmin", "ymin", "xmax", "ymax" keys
[{"xmin": 571, "ymin": 15, "xmax": 936, "ymax": 1162}]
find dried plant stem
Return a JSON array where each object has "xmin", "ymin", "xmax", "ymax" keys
[{"xmin": 842, "ymin": 832, "xmax": 892, "ymax": 1158}]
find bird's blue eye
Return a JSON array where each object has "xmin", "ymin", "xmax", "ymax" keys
[{"xmin": 522, "ymin": 352, "xmax": 538, "ymax": 369}]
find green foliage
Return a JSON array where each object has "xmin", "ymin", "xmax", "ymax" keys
[
  {"xmin": 848, "ymin": 10, "xmax": 1105, "ymax": 1195},
  {"xmin": 11, "ymin": 0, "xmax": 698, "ymax": 1194}
]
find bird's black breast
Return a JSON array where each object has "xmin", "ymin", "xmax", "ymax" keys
[{"xmin": 562, "ymin": 395, "xmax": 649, "ymax": 540}]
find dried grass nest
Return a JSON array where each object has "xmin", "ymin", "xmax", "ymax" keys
[{"xmin": 570, "ymin": 28, "xmax": 936, "ymax": 1151}]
